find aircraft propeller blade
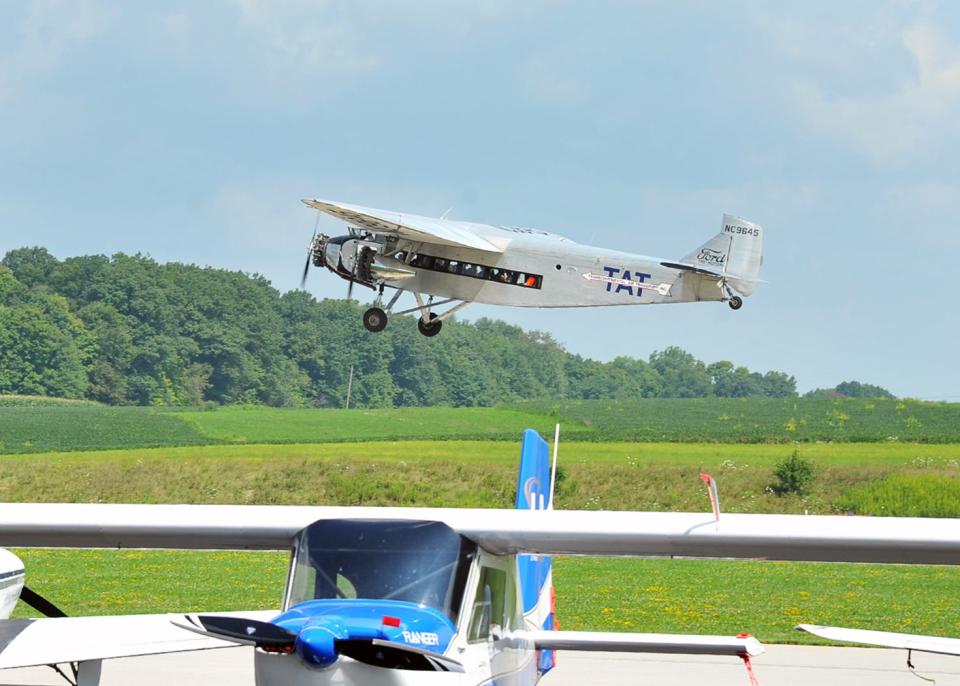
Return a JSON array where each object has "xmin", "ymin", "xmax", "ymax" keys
[
  {"xmin": 300, "ymin": 211, "xmax": 322, "ymax": 289},
  {"xmin": 180, "ymin": 614, "xmax": 296, "ymax": 650},
  {"xmin": 19, "ymin": 586, "xmax": 67, "ymax": 618},
  {"xmin": 300, "ymin": 254, "xmax": 311, "ymax": 289},
  {"xmin": 346, "ymin": 278, "xmax": 354, "ymax": 301}
]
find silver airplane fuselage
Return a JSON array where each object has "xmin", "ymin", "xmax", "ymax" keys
[{"xmin": 324, "ymin": 232, "xmax": 722, "ymax": 308}]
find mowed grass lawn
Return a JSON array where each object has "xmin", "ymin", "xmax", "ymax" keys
[{"xmin": 12, "ymin": 549, "xmax": 960, "ymax": 645}]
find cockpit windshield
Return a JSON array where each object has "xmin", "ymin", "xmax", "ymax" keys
[{"xmin": 284, "ymin": 519, "xmax": 477, "ymax": 622}]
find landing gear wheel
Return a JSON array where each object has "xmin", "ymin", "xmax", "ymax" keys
[
  {"xmin": 363, "ymin": 307, "xmax": 388, "ymax": 332},
  {"xmin": 728, "ymin": 296, "xmax": 743, "ymax": 311},
  {"xmin": 417, "ymin": 313, "xmax": 442, "ymax": 337}
]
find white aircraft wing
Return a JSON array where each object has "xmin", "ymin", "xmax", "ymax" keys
[
  {"xmin": 2, "ymin": 504, "xmax": 959, "ymax": 565},
  {"xmin": 523, "ymin": 630, "xmax": 763, "ymax": 657},
  {"xmin": 303, "ymin": 199, "xmax": 503, "ymax": 253},
  {"xmin": 0, "ymin": 611, "xmax": 275, "ymax": 669},
  {"xmin": 796, "ymin": 624, "xmax": 960, "ymax": 657}
]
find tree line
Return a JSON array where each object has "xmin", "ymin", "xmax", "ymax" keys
[{"xmin": 0, "ymin": 247, "xmax": 806, "ymax": 407}]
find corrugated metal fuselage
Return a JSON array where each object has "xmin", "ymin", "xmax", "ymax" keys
[{"xmin": 377, "ymin": 238, "xmax": 723, "ymax": 308}]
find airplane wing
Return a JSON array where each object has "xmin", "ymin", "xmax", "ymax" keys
[
  {"xmin": 2, "ymin": 504, "xmax": 959, "ymax": 565},
  {"xmin": 796, "ymin": 624, "xmax": 960, "ymax": 657},
  {"xmin": 523, "ymin": 630, "xmax": 763, "ymax": 657},
  {"xmin": 303, "ymin": 199, "xmax": 503, "ymax": 253},
  {"xmin": 0, "ymin": 611, "xmax": 275, "ymax": 669}
]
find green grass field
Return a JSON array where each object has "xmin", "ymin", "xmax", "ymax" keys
[
  {"xmin": 3, "ymin": 441, "xmax": 958, "ymax": 513},
  {"xmin": 5, "ymin": 398, "xmax": 960, "ymax": 643},
  {"xmin": 12, "ymin": 550, "xmax": 960, "ymax": 645}
]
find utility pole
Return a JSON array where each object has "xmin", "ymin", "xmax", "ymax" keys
[{"xmin": 345, "ymin": 365, "xmax": 354, "ymax": 409}]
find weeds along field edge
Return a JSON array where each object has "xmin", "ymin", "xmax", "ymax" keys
[{"xmin": 2, "ymin": 441, "xmax": 960, "ymax": 514}]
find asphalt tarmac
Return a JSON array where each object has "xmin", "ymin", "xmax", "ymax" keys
[{"xmin": 2, "ymin": 645, "xmax": 958, "ymax": 685}]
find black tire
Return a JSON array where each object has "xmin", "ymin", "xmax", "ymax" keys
[
  {"xmin": 417, "ymin": 313, "xmax": 442, "ymax": 337},
  {"xmin": 728, "ymin": 296, "xmax": 743, "ymax": 311},
  {"xmin": 363, "ymin": 307, "xmax": 388, "ymax": 332}
]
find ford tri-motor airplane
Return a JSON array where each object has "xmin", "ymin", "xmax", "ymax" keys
[
  {"xmin": 299, "ymin": 199, "xmax": 764, "ymax": 335},
  {"xmin": 3, "ymin": 432, "xmax": 960, "ymax": 684}
]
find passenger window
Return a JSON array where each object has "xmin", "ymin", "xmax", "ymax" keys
[
  {"xmin": 474, "ymin": 265, "xmax": 487, "ymax": 279},
  {"xmin": 413, "ymin": 254, "xmax": 434, "ymax": 269},
  {"xmin": 468, "ymin": 567, "xmax": 507, "ymax": 642},
  {"xmin": 519, "ymin": 273, "xmax": 541, "ymax": 288},
  {"xmin": 447, "ymin": 260, "xmax": 461, "ymax": 274},
  {"xmin": 462, "ymin": 263, "xmax": 478, "ymax": 278}
]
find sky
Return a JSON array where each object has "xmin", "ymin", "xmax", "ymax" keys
[{"xmin": 1, "ymin": 1, "xmax": 958, "ymax": 400}]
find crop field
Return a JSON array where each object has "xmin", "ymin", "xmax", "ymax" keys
[
  {"xmin": 3, "ymin": 396, "xmax": 960, "ymax": 455},
  {"xmin": 168, "ymin": 406, "xmax": 581, "ymax": 444},
  {"xmin": 11, "ymin": 549, "xmax": 960, "ymax": 645},
  {"xmin": 0, "ymin": 405, "xmax": 214, "ymax": 454},
  {"xmin": 519, "ymin": 397, "xmax": 960, "ymax": 443}
]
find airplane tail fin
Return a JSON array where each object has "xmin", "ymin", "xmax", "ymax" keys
[
  {"xmin": 515, "ymin": 429, "xmax": 556, "ymax": 675},
  {"xmin": 682, "ymin": 214, "xmax": 763, "ymax": 296}
]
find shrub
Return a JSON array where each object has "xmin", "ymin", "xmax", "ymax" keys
[{"xmin": 770, "ymin": 450, "xmax": 815, "ymax": 496}]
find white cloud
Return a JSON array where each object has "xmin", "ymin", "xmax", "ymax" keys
[
  {"xmin": 788, "ymin": 21, "xmax": 960, "ymax": 162},
  {"xmin": 0, "ymin": 0, "xmax": 109, "ymax": 101},
  {"xmin": 227, "ymin": 0, "xmax": 381, "ymax": 86}
]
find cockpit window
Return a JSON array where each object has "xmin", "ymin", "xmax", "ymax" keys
[{"xmin": 285, "ymin": 520, "xmax": 477, "ymax": 622}]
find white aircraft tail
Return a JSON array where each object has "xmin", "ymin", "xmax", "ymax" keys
[{"xmin": 682, "ymin": 214, "xmax": 763, "ymax": 296}]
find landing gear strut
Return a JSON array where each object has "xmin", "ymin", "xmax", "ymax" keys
[{"xmin": 363, "ymin": 307, "xmax": 387, "ymax": 332}]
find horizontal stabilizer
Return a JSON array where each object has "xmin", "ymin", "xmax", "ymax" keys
[
  {"xmin": 523, "ymin": 630, "xmax": 763, "ymax": 657},
  {"xmin": 797, "ymin": 624, "xmax": 960, "ymax": 657},
  {"xmin": 661, "ymin": 261, "xmax": 726, "ymax": 279}
]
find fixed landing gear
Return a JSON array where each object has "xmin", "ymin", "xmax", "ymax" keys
[
  {"xmin": 728, "ymin": 296, "xmax": 743, "ymax": 311},
  {"xmin": 417, "ymin": 313, "xmax": 442, "ymax": 337},
  {"xmin": 363, "ymin": 307, "xmax": 387, "ymax": 332},
  {"xmin": 360, "ymin": 289, "xmax": 468, "ymax": 336}
]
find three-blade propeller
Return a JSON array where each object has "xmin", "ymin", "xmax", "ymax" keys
[{"xmin": 300, "ymin": 212, "xmax": 322, "ymax": 289}]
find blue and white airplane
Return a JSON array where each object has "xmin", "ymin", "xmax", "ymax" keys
[
  {"xmin": 2, "ymin": 430, "xmax": 960, "ymax": 685},
  {"xmin": 299, "ymin": 199, "xmax": 764, "ymax": 335}
]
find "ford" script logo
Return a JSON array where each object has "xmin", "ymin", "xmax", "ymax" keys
[{"xmin": 697, "ymin": 248, "xmax": 726, "ymax": 265}]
